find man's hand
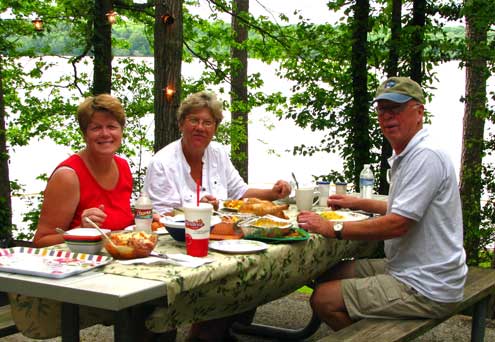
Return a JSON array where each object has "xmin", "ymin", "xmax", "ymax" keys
[
  {"xmin": 297, "ymin": 211, "xmax": 334, "ymax": 238},
  {"xmin": 271, "ymin": 180, "xmax": 292, "ymax": 199}
]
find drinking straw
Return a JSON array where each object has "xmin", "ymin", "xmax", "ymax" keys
[{"xmin": 196, "ymin": 180, "xmax": 200, "ymax": 206}]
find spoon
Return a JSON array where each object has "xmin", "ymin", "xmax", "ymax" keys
[
  {"xmin": 55, "ymin": 227, "xmax": 66, "ymax": 236},
  {"xmin": 84, "ymin": 217, "xmax": 117, "ymax": 248},
  {"xmin": 291, "ymin": 172, "xmax": 300, "ymax": 189}
]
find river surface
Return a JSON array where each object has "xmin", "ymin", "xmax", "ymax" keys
[{"xmin": 7, "ymin": 57, "xmax": 495, "ymax": 234}]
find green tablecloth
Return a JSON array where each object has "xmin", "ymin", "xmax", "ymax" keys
[{"xmin": 102, "ymin": 233, "xmax": 378, "ymax": 332}]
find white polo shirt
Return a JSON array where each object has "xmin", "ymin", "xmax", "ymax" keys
[
  {"xmin": 385, "ymin": 128, "xmax": 467, "ymax": 303},
  {"xmin": 144, "ymin": 139, "xmax": 249, "ymax": 214}
]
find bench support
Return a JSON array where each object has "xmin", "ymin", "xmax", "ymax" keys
[
  {"xmin": 232, "ymin": 310, "xmax": 321, "ymax": 341},
  {"xmin": 471, "ymin": 296, "xmax": 488, "ymax": 342}
]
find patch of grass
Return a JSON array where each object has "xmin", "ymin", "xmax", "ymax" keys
[{"xmin": 297, "ymin": 286, "xmax": 313, "ymax": 294}]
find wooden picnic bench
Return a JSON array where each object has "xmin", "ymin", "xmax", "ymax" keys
[
  {"xmin": 319, "ymin": 266, "xmax": 495, "ymax": 342},
  {"xmin": 0, "ymin": 292, "xmax": 18, "ymax": 338},
  {"xmin": 233, "ymin": 267, "xmax": 495, "ymax": 342}
]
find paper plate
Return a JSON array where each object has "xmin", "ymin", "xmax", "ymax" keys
[
  {"xmin": 124, "ymin": 225, "xmax": 169, "ymax": 235},
  {"xmin": 208, "ymin": 240, "xmax": 268, "ymax": 254},
  {"xmin": 318, "ymin": 210, "xmax": 370, "ymax": 222}
]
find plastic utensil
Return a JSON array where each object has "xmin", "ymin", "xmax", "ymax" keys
[
  {"xmin": 55, "ymin": 227, "xmax": 66, "ymax": 236},
  {"xmin": 291, "ymin": 172, "xmax": 299, "ymax": 189},
  {"xmin": 84, "ymin": 217, "xmax": 118, "ymax": 249}
]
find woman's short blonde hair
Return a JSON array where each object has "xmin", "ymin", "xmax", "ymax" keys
[
  {"xmin": 177, "ymin": 91, "xmax": 223, "ymax": 125},
  {"xmin": 77, "ymin": 94, "xmax": 126, "ymax": 133}
]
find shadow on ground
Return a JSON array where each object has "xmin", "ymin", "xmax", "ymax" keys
[{"xmin": 2, "ymin": 292, "xmax": 494, "ymax": 341}]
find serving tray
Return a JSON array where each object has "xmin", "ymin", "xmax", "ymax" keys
[
  {"xmin": 0, "ymin": 247, "xmax": 112, "ymax": 279},
  {"xmin": 244, "ymin": 228, "xmax": 310, "ymax": 244}
]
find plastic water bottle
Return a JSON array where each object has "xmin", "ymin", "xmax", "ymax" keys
[
  {"xmin": 135, "ymin": 191, "xmax": 153, "ymax": 232},
  {"xmin": 359, "ymin": 164, "xmax": 374, "ymax": 199}
]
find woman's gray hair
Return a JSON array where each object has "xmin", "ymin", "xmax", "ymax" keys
[{"xmin": 177, "ymin": 91, "xmax": 223, "ymax": 125}]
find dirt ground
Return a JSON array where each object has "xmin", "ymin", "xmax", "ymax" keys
[{"xmin": 2, "ymin": 291, "xmax": 494, "ymax": 341}]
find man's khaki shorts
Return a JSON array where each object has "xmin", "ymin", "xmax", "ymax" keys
[{"xmin": 341, "ymin": 259, "xmax": 458, "ymax": 321}]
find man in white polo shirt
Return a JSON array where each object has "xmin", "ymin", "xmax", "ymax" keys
[{"xmin": 297, "ymin": 77, "xmax": 467, "ymax": 331}]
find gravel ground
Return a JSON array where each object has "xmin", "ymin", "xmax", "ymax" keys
[{"xmin": 2, "ymin": 291, "xmax": 494, "ymax": 341}]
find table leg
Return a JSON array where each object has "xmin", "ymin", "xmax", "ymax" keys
[
  {"xmin": 114, "ymin": 309, "xmax": 134, "ymax": 342},
  {"xmin": 61, "ymin": 302, "xmax": 80, "ymax": 342}
]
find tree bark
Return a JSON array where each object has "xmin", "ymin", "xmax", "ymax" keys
[
  {"xmin": 350, "ymin": 0, "xmax": 371, "ymax": 188},
  {"xmin": 460, "ymin": 0, "xmax": 489, "ymax": 265},
  {"xmin": 0, "ymin": 56, "xmax": 13, "ymax": 247},
  {"xmin": 230, "ymin": 0, "xmax": 249, "ymax": 182},
  {"xmin": 93, "ymin": 0, "xmax": 113, "ymax": 95},
  {"xmin": 410, "ymin": 0, "xmax": 426, "ymax": 83},
  {"xmin": 154, "ymin": 0, "xmax": 183, "ymax": 152},
  {"xmin": 378, "ymin": 0, "xmax": 402, "ymax": 195}
]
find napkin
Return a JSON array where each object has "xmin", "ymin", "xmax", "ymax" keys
[{"xmin": 117, "ymin": 252, "xmax": 214, "ymax": 268}]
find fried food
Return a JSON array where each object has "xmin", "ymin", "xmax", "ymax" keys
[
  {"xmin": 105, "ymin": 231, "xmax": 158, "ymax": 259},
  {"xmin": 151, "ymin": 221, "xmax": 165, "ymax": 231},
  {"xmin": 251, "ymin": 217, "xmax": 290, "ymax": 228},
  {"xmin": 210, "ymin": 216, "xmax": 243, "ymax": 240}
]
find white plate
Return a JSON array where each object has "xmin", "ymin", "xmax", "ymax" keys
[
  {"xmin": 319, "ymin": 210, "xmax": 370, "ymax": 222},
  {"xmin": 209, "ymin": 240, "xmax": 268, "ymax": 254},
  {"xmin": 124, "ymin": 225, "xmax": 169, "ymax": 235},
  {"xmin": 162, "ymin": 215, "xmax": 222, "ymax": 229}
]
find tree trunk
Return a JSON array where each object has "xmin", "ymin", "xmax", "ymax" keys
[
  {"xmin": 378, "ymin": 0, "xmax": 402, "ymax": 195},
  {"xmin": 230, "ymin": 0, "xmax": 249, "ymax": 182},
  {"xmin": 154, "ymin": 0, "xmax": 183, "ymax": 152},
  {"xmin": 0, "ymin": 56, "xmax": 13, "ymax": 247},
  {"xmin": 410, "ymin": 0, "xmax": 426, "ymax": 83},
  {"xmin": 93, "ymin": 0, "xmax": 113, "ymax": 95},
  {"xmin": 460, "ymin": 0, "xmax": 489, "ymax": 266},
  {"xmin": 350, "ymin": 0, "xmax": 371, "ymax": 188}
]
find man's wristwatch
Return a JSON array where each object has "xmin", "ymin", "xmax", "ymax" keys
[{"xmin": 333, "ymin": 222, "xmax": 344, "ymax": 240}]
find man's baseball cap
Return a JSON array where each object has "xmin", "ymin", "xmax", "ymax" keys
[{"xmin": 373, "ymin": 77, "xmax": 425, "ymax": 104}]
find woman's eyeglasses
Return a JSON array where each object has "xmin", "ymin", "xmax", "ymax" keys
[{"xmin": 186, "ymin": 117, "xmax": 216, "ymax": 128}]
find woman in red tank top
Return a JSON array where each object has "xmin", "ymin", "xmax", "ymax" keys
[{"xmin": 33, "ymin": 94, "xmax": 134, "ymax": 247}]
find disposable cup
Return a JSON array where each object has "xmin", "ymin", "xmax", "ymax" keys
[
  {"xmin": 183, "ymin": 203, "xmax": 213, "ymax": 257},
  {"xmin": 317, "ymin": 182, "xmax": 330, "ymax": 207},
  {"xmin": 296, "ymin": 187, "xmax": 316, "ymax": 211},
  {"xmin": 335, "ymin": 182, "xmax": 347, "ymax": 195}
]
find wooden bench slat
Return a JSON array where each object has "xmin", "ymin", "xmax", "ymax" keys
[{"xmin": 319, "ymin": 267, "xmax": 495, "ymax": 342}]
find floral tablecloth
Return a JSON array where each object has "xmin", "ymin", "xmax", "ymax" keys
[{"xmin": 102, "ymin": 233, "xmax": 378, "ymax": 332}]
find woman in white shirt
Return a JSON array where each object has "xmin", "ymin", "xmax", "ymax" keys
[{"xmin": 144, "ymin": 91, "xmax": 291, "ymax": 215}]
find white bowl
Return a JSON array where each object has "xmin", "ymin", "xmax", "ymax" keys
[
  {"xmin": 65, "ymin": 240, "xmax": 103, "ymax": 254},
  {"xmin": 63, "ymin": 228, "xmax": 109, "ymax": 254}
]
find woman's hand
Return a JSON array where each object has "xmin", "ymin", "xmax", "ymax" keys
[
  {"xmin": 81, "ymin": 204, "xmax": 107, "ymax": 227},
  {"xmin": 271, "ymin": 180, "xmax": 292, "ymax": 199},
  {"xmin": 201, "ymin": 194, "xmax": 219, "ymax": 210},
  {"xmin": 297, "ymin": 211, "xmax": 333, "ymax": 237}
]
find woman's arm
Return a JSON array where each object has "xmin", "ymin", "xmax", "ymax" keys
[{"xmin": 33, "ymin": 169, "xmax": 80, "ymax": 247}]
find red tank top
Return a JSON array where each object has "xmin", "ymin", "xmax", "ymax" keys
[{"xmin": 56, "ymin": 155, "xmax": 134, "ymax": 230}]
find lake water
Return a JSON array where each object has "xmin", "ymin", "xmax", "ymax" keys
[{"xmin": 8, "ymin": 57, "xmax": 495, "ymax": 233}]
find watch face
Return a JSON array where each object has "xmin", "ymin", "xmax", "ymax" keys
[{"xmin": 334, "ymin": 222, "xmax": 343, "ymax": 231}]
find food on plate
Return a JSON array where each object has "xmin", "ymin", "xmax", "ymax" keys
[
  {"xmin": 231, "ymin": 198, "xmax": 289, "ymax": 218},
  {"xmin": 250, "ymin": 217, "xmax": 290, "ymax": 228},
  {"xmin": 151, "ymin": 221, "xmax": 165, "ymax": 231},
  {"xmin": 104, "ymin": 231, "xmax": 158, "ymax": 259},
  {"xmin": 210, "ymin": 216, "xmax": 243, "ymax": 240},
  {"xmin": 253, "ymin": 227, "xmax": 299, "ymax": 238},
  {"xmin": 223, "ymin": 199, "xmax": 244, "ymax": 211},
  {"xmin": 319, "ymin": 211, "xmax": 345, "ymax": 221}
]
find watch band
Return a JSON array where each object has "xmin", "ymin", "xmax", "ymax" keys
[{"xmin": 333, "ymin": 222, "xmax": 343, "ymax": 240}]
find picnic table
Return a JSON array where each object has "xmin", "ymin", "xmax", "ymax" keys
[{"xmin": 0, "ymin": 206, "xmax": 380, "ymax": 341}]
